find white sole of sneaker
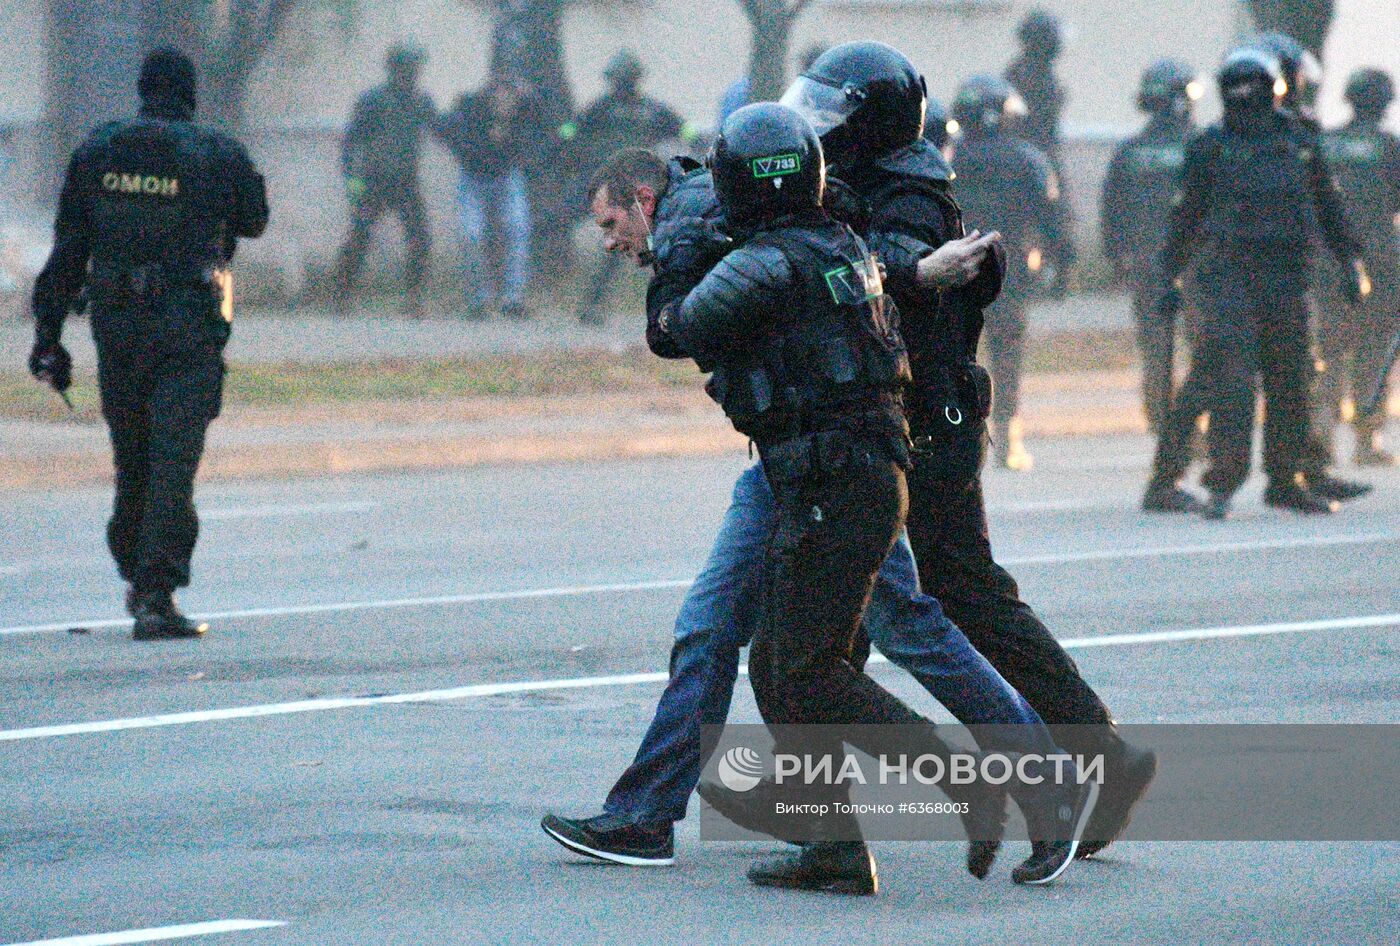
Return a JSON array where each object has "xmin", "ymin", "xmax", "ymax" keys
[
  {"xmin": 540, "ymin": 822, "xmax": 674, "ymax": 867},
  {"xmin": 1022, "ymin": 779, "xmax": 1101, "ymax": 886}
]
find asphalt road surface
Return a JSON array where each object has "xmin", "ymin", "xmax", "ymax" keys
[{"xmin": 2, "ymin": 433, "xmax": 1397, "ymax": 946}]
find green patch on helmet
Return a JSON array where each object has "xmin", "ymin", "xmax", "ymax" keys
[{"xmin": 751, "ymin": 153, "xmax": 802, "ymax": 179}]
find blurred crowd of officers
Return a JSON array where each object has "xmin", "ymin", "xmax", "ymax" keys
[{"xmin": 322, "ymin": 7, "xmax": 1396, "ymax": 493}]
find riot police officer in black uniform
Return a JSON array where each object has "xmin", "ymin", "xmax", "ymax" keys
[
  {"xmin": 1005, "ymin": 7, "xmax": 1069, "ymax": 175},
  {"xmin": 1245, "ymin": 34, "xmax": 1374, "ymax": 500},
  {"xmin": 28, "ymin": 48, "xmax": 269, "ymax": 639},
  {"xmin": 331, "ymin": 42, "xmax": 439, "ymax": 317},
  {"xmin": 1145, "ymin": 49, "xmax": 1369, "ymax": 519},
  {"xmin": 661, "ymin": 103, "xmax": 1066, "ymax": 896},
  {"xmin": 782, "ymin": 42, "xmax": 1140, "ymax": 864},
  {"xmin": 1102, "ymin": 59, "xmax": 1202, "ymax": 438},
  {"xmin": 1318, "ymin": 69, "xmax": 1400, "ymax": 466},
  {"xmin": 951, "ymin": 74, "xmax": 1075, "ymax": 470}
]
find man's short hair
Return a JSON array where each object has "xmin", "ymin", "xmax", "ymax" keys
[{"xmin": 587, "ymin": 148, "xmax": 670, "ymax": 207}]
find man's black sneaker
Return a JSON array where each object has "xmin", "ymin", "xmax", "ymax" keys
[
  {"xmin": 540, "ymin": 812, "xmax": 674, "ymax": 866},
  {"xmin": 1011, "ymin": 778, "xmax": 1100, "ymax": 886},
  {"xmin": 131, "ymin": 592, "xmax": 207, "ymax": 641},
  {"xmin": 1264, "ymin": 482, "xmax": 1338, "ymax": 515},
  {"xmin": 124, "ymin": 587, "xmax": 139, "ymax": 617},
  {"xmin": 1142, "ymin": 485, "xmax": 1205, "ymax": 514},
  {"xmin": 1305, "ymin": 473, "xmax": 1372, "ymax": 502},
  {"xmin": 747, "ymin": 840, "xmax": 877, "ymax": 896},
  {"xmin": 1078, "ymin": 742, "xmax": 1158, "ymax": 859},
  {"xmin": 697, "ymin": 777, "xmax": 808, "ymax": 845},
  {"xmin": 944, "ymin": 772, "xmax": 1010, "ymax": 879},
  {"xmin": 1201, "ymin": 492, "xmax": 1232, "ymax": 520}
]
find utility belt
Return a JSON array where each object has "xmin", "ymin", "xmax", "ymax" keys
[
  {"xmin": 756, "ymin": 401, "xmax": 910, "ymax": 491},
  {"xmin": 89, "ymin": 262, "xmax": 231, "ymax": 320},
  {"xmin": 907, "ymin": 359, "xmax": 994, "ymax": 482}
]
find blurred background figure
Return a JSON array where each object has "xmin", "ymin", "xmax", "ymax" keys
[
  {"xmin": 718, "ymin": 43, "xmax": 829, "ymax": 127},
  {"xmin": 567, "ymin": 50, "xmax": 697, "ymax": 325},
  {"xmin": 440, "ymin": 73, "xmax": 542, "ymax": 322},
  {"xmin": 1101, "ymin": 59, "xmax": 1203, "ymax": 433},
  {"xmin": 951, "ymin": 74, "xmax": 1074, "ymax": 471},
  {"xmin": 922, "ymin": 94, "xmax": 952, "ymax": 156},
  {"xmin": 1005, "ymin": 7, "xmax": 1068, "ymax": 174},
  {"xmin": 330, "ymin": 41, "xmax": 440, "ymax": 318},
  {"xmin": 1144, "ymin": 48, "xmax": 1371, "ymax": 520},
  {"xmin": 1316, "ymin": 68, "xmax": 1400, "ymax": 466}
]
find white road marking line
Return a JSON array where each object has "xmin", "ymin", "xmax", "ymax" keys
[
  {"xmin": 3, "ymin": 920, "xmax": 286, "ymax": 946},
  {"xmin": 0, "ymin": 532, "xmax": 1392, "ymax": 639},
  {"xmin": 1, "ymin": 614, "xmax": 1393, "ymax": 744},
  {"xmin": 201, "ymin": 501, "xmax": 378, "ymax": 521}
]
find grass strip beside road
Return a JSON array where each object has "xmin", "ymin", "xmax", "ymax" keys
[{"xmin": 0, "ymin": 331, "xmax": 1138, "ymax": 421}]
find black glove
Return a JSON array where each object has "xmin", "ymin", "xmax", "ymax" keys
[
  {"xmin": 1155, "ymin": 285, "xmax": 1182, "ymax": 323},
  {"xmin": 29, "ymin": 342, "xmax": 72, "ymax": 392}
]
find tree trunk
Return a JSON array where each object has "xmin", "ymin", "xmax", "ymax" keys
[
  {"xmin": 746, "ymin": 5, "xmax": 792, "ymax": 104},
  {"xmin": 43, "ymin": 0, "xmax": 147, "ymax": 188},
  {"xmin": 1245, "ymin": 0, "xmax": 1335, "ymax": 56}
]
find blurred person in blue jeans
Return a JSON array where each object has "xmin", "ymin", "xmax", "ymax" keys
[{"xmin": 439, "ymin": 74, "xmax": 539, "ymax": 321}]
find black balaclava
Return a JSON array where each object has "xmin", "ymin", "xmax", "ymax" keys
[{"xmin": 139, "ymin": 47, "xmax": 198, "ymax": 120}]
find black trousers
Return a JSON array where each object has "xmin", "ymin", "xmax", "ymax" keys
[
  {"xmin": 905, "ymin": 456, "xmax": 1117, "ymax": 758},
  {"xmin": 1152, "ymin": 260, "xmax": 1313, "ymax": 495},
  {"xmin": 1130, "ymin": 270, "xmax": 1178, "ymax": 433},
  {"xmin": 751, "ymin": 430, "xmax": 958, "ymax": 767},
  {"xmin": 93, "ymin": 293, "xmax": 225, "ymax": 595},
  {"xmin": 1315, "ymin": 257, "xmax": 1399, "ymax": 436},
  {"xmin": 984, "ymin": 289, "xmax": 1030, "ymax": 427},
  {"xmin": 333, "ymin": 177, "xmax": 432, "ymax": 297}
]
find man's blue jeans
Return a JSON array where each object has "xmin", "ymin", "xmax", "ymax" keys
[
  {"xmin": 457, "ymin": 168, "xmax": 531, "ymax": 308},
  {"xmin": 603, "ymin": 463, "xmax": 1054, "ymax": 826}
]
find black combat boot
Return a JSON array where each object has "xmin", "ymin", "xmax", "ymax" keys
[
  {"xmin": 1142, "ymin": 482, "xmax": 1206, "ymax": 513},
  {"xmin": 131, "ymin": 591, "xmax": 208, "ymax": 641},
  {"xmin": 747, "ymin": 840, "xmax": 878, "ymax": 895},
  {"xmin": 1077, "ymin": 741, "xmax": 1158, "ymax": 858},
  {"xmin": 1264, "ymin": 481, "xmax": 1338, "ymax": 515},
  {"xmin": 1304, "ymin": 472, "xmax": 1372, "ymax": 502},
  {"xmin": 1201, "ymin": 492, "xmax": 1232, "ymax": 520},
  {"xmin": 941, "ymin": 768, "xmax": 1011, "ymax": 879}
]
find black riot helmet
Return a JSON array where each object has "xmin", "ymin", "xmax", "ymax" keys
[
  {"xmin": 1217, "ymin": 47, "xmax": 1284, "ymax": 114},
  {"xmin": 923, "ymin": 96, "xmax": 951, "ymax": 149},
  {"xmin": 951, "ymin": 74, "xmax": 1027, "ymax": 136},
  {"xmin": 709, "ymin": 103, "xmax": 824, "ymax": 228},
  {"xmin": 1018, "ymin": 8, "xmax": 1065, "ymax": 61},
  {"xmin": 1138, "ymin": 58, "xmax": 1202, "ymax": 118},
  {"xmin": 1345, "ymin": 68, "xmax": 1396, "ymax": 119},
  {"xmin": 779, "ymin": 41, "xmax": 926, "ymax": 170},
  {"xmin": 1248, "ymin": 32, "xmax": 1320, "ymax": 107}
]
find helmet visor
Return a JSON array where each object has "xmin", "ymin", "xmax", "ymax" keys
[{"xmin": 780, "ymin": 76, "xmax": 863, "ymax": 138}]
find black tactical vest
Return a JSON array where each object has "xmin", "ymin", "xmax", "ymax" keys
[
  {"xmin": 709, "ymin": 224, "xmax": 911, "ymax": 441},
  {"xmin": 86, "ymin": 117, "xmax": 228, "ymax": 289},
  {"xmin": 1115, "ymin": 133, "xmax": 1187, "ymax": 260},
  {"xmin": 1323, "ymin": 126, "xmax": 1394, "ymax": 245},
  {"xmin": 1203, "ymin": 129, "xmax": 1319, "ymax": 249}
]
